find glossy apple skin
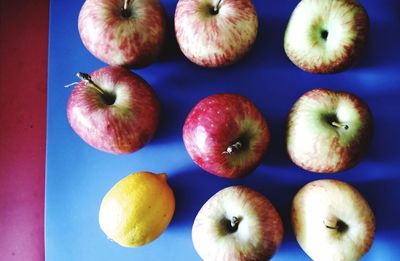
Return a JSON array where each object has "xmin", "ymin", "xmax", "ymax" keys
[
  {"xmin": 192, "ymin": 186, "xmax": 283, "ymax": 261},
  {"xmin": 67, "ymin": 66, "xmax": 160, "ymax": 154},
  {"xmin": 292, "ymin": 179, "xmax": 375, "ymax": 261},
  {"xmin": 175, "ymin": 0, "xmax": 258, "ymax": 67},
  {"xmin": 284, "ymin": 0, "xmax": 369, "ymax": 73},
  {"xmin": 183, "ymin": 93, "xmax": 269, "ymax": 178},
  {"xmin": 287, "ymin": 88, "xmax": 373, "ymax": 173},
  {"xmin": 78, "ymin": 0, "xmax": 166, "ymax": 68}
]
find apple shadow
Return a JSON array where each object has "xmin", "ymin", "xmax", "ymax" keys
[
  {"xmin": 167, "ymin": 168, "xmax": 238, "ymax": 228},
  {"xmin": 348, "ymin": 178, "xmax": 400, "ymax": 231},
  {"xmin": 152, "ymin": 97, "xmax": 188, "ymax": 144},
  {"xmin": 360, "ymin": 92, "xmax": 400, "ymax": 163},
  {"xmin": 355, "ymin": 21, "xmax": 400, "ymax": 70},
  {"xmin": 261, "ymin": 114, "xmax": 292, "ymax": 167},
  {"xmin": 157, "ymin": 3, "xmax": 182, "ymax": 63},
  {"xmin": 242, "ymin": 17, "xmax": 292, "ymax": 70}
]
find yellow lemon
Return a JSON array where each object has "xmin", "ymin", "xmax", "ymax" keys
[{"xmin": 99, "ymin": 171, "xmax": 175, "ymax": 247}]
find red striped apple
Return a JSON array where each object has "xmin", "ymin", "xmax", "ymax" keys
[
  {"xmin": 183, "ymin": 93, "xmax": 270, "ymax": 178},
  {"xmin": 292, "ymin": 179, "xmax": 375, "ymax": 261},
  {"xmin": 78, "ymin": 0, "xmax": 166, "ymax": 68},
  {"xmin": 286, "ymin": 88, "xmax": 373, "ymax": 173},
  {"xmin": 67, "ymin": 66, "xmax": 160, "ymax": 154},
  {"xmin": 284, "ymin": 0, "xmax": 369, "ymax": 73},
  {"xmin": 192, "ymin": 186, "xmax": 283, "ymax": 261},
  {"xmin": 175, "ymin": 0, "xmax": 258, "ymax": 67}
]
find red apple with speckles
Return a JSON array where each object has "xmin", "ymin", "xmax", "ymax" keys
[
  {"xmin": 67, "ymin": 66, "xmax": 160, "ymax": 154},
  {"xmin": 183, "ymin": 93, "xmax": 270, "ymax": 178},
  {"xmin": 175, "ymin": 0, "xmax": 258, "ymax": 67},
  {"xmin": 286, "ymin": 88, "xmax": 373, "ymax": 173},
  {"xmin": 192, "ymin": 186, "xmax": 283, "ymax": 261},
  {"xmin": 78, "ymin": 0, "xmax": 166, "ymax": 68},
  {"xmin": 284, "ymin": 0, "xmax": 369, "ymax": 73}
]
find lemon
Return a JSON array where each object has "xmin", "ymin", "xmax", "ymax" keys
[{"xmin": 99, "ymin": 171, "xmax": 175, "ymax": 247}]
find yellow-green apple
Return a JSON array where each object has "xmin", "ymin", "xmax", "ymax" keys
[
  {"xmin": 292, "ymin": 179, "xmax": 375, "ymax": 261},
  {"xmin": 78, "ymin": 0, "xmax": 166, "ymax": 68},
  {"xmin": 174, "ymin": 0, "xmax": 258, "ymax": 67},
  {"xmin": 67, "ymin": 66, "xmax": 160, "ymax": 154},
  {"xmin": 284, "ymin": 0, "xmax": 369, "ymax": 73},
  {"xmin": 286, "ymin": 88, "xmax": 373, "ymax": 173},
  {"xmin": 183, "ymin": 93, "xmax": 270, "ymax": 178},
  {"xmin": 192, "ymin": 186, "xmax": 283, "ymax": 261}
]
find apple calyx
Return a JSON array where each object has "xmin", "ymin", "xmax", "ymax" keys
[
  {"xmin": 222, "ymin": 141, "xmax": 242, "ymax": 155},
  {"xmin": 209, "ymin": 0, "xmax": 222, "ymax": 15},
  {"xmin": 76, "ymin": 72, "xmax": 116, "ymax": 105},
  {"xmin": 323, "ymin": 217, "xmax": 348, "ymax": 233},
  {"xmin": 320, "ymin": 29, "xmax": 328, "ymax": 41},
  {"xmin": 331, "ymin": 121, "xmax": 349, "ymax": 130}
]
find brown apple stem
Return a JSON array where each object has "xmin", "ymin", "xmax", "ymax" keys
[
  {"xmin": 324, "ymin": 217, "xmax": 348, "ymax": 233},
  {"xmin": 76, "ymin": 72, "xmax": 106, "ymax": 96},
  {"xmin": 323, "ymin": 218, "xmax": 338, "ymax": 230},
  {"xmin": 231, "ymin": 216, "xmax": 239, "ymax": 228},
  {"xmin": 214, "ymin": 0, "xmax": 222, "ymax": 12},
  {"xmin": 331, "ymin": 121, "xmax": 349, "ymax": 130},
  {"xmin": 222, "ymin": 141, "xmax": 242, "ymax": 155}
]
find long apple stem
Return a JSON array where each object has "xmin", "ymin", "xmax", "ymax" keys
[
  {"xmin": 222, "ymin": 141, "xmax": 242, "ymax": 155},
  {"xmin": 76, "ymin": 72, "xmax": 107, "ymax": 97},
  {"xmin": 331, "ymin": 121, "xmax": 349, "ymax": 130}
]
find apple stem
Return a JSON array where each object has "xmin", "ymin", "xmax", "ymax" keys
[
  {"xmin": 123, "ymin": 0, "xmax": 130, "ymax": 10},
  {"xmin": 324, "ymin": 218, "xmax": 348, "ymax": 233},
  {"xmin": 214, "ymin": 0, "xmax": 222, "ymax": 13},
  {"xmin": 64, "ymin": 81, "xmax": 80, "ymax": 88},
  {"xmin": 324, "ymin": 219, "xmax": 337, "ymax": 229},
  {"xmin": 231, "ymin": 216, "xmax": 239, "ymax": 228},
  {"xmin": 331, "ymin": 121, "xmax": 349, "ymax": 130},
  {"xmin": 222, "ymin": 141, "xmax": 242, "ymax": 155},
  {"xmin": 76, "ymin": 72, "xmax": 107, "ymax": 97}
]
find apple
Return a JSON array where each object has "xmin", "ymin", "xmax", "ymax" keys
[
  {"xmin": 284, "ymin": 0, "xmax": 369, "ymax": 73},
  {"xmin": 192, "ymin": 186, "xmax": 283, "ymax": 261},
  {"xmin": 286, "ymin": 88, "xmax": 373, "ymax": 173},
  {"xmin": 292, "ymin": 179, "xmax": 375, "ymax": 261},
  {"xmin": 66, "ymin": 66, "xmax": 160, "ymax": 154},
  {"xmin": 183, "ymin": 93, "xmax": 270, "ymax": 178},
  {"xmin": 78, "ymin": 0, "xmax": 166, "ymax": 68},
  {"xmin": 174, "ymin": 0, "xmax": 258, "ymax": 67}
]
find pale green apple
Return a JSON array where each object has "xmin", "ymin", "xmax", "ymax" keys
[
  {"xmin": 292, "ymin": 179, "xmax": 375, "ymax": 261},
  {"xmin": 284, "ymin": 0, "xmax": 369, "ymax": 73},
  {"xmin": 192, "ymin": 186, "xmax": 283, "ymax": 261},
  {"xmin": 286, "ymin": 88, "xmax": 373, "ymax": 173}
]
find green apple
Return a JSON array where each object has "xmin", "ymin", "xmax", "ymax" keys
[
  {"xmin": 292, "ymin": 179, "xmax": 375, "ymax": 261},
  {"xmin": 286, "ymin": 88, "xmax": 373, "ymax": 173},
  {"xmin": 284, "ymin": 0, "xmax": 369, "ymax": 73}
]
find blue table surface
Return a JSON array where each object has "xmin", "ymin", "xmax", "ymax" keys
[{"xmin": 46, "ymin": 0, "xmax": 400, "ymax": 260}]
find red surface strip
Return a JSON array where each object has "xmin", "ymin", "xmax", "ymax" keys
[{"xmin": 0, "ymin": 0, "xmax": 48, "ymax": 259}]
